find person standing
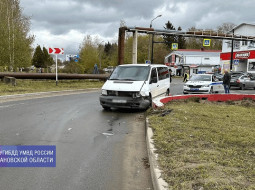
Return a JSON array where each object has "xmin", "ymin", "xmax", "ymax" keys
[
  {"xmin": 183, "ymin": 70, "xmax": 189, "ymax": 82},
  {"xmin": 93, "ymin": 63, "xmax": 99, "ymax": 74},
  {"xmin": 169, "ymin": 68, "xmax": 172, "ymax": 83},
  {"xmin": 223, "ymin": 70, "xmax": 231, "ymax": 94}
]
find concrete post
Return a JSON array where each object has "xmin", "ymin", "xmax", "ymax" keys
[{"xmin": 132, "ymin": 30, "xmax": 138, "ymax": 64}]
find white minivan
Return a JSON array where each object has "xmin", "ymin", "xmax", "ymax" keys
[{"xmin": 99, "ymin": 64, "xmax": 170, "ymax": 110}]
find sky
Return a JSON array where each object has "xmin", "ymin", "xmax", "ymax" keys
[{"xmin": 20, "ymin": 0, "xmax": 255, "ymax": 58}]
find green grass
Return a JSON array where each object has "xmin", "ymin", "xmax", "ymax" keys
[
  {"xmin": 148, "ymin": 99, "xmax": 255, "ymax": 190},
  {"xmin": 0, "ymin": 79, "xmax": 104, "ymax": 96}
]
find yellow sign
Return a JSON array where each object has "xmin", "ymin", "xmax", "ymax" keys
[
  {"xmin": 203, "ymin": 39, "xmax": 211, "ymax": 46},
  {"xmin": 171, "ymin": 43, "xmax": 178, "ymax": 50}
]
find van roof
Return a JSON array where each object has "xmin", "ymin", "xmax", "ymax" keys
[{"xmin": 118, "ymin": 64, "xmax": 167, "ymax": 67}]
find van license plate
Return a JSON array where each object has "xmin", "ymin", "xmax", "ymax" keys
[
  {"xmin": 112, "ymin": 99, "xmax": 127, "ymax": 103},
  {"xmin": 191, "ymin": 88, "xmax": 199, "ymax": 91}
]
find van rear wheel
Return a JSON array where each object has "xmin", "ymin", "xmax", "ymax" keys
[
  {"xmin": 165, "ymin": 89, "xmax": 170, "ymax": 96},
  {"xmin": 102, "ymin": 106, "xmax": 111, "ymax": 111}
]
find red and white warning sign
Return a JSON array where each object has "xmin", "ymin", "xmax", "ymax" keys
[{"xmin": 48, "ymin": 48, "xmax": 64, "ymax": 55}]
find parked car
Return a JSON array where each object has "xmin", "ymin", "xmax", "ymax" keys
[
  {"xmin": 230, "ymin": 73, "xmax": 255, "ymax": 90},
  {"xmin": 213, "ymin": 73, "xmax": 223, "ymax": 81},
  {"xmin": 183, "ymin": 74, "xmax": 224, "ymax": 94},
  {"xmin": 103, "ymin": 66, "xmax": 115, "ymax": 73},
  {"xmin": 99, "ymin": 64, "xmax": 170, "ymax": 110},
  {"xmin": 230, "ymin": 71, "xmax": 244, "ymax": 76}
]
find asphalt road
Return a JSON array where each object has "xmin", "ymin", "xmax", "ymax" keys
[
  {"xmin": 0, "ymin": 91, "xmax": 152, "ymax": 190},
  {"xmin": 1, "ymin": 78, "xmax": 253, "ymax": 190}
]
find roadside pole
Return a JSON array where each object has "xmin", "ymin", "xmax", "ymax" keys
[
  {"xmin": 48, "ymin": 47, "xmax": 64, "ymax": 86},
  {"xmin": 56, "ymin": 54, "xmax": 58, "ymax": 86}
]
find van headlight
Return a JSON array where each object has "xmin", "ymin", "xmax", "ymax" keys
[
  {"xmin": 132, "ymin": 92, "xmax": 141, "ymax": 98},
  {"xmin": 101, "ymin": 89, "xmax": 107, "ymax": 95},
  {"xmin": 202, "ymin": 85, "xmax": 210, "ymax": 87}
]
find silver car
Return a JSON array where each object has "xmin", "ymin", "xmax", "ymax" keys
[{"xmin": 233, "ymin": 73, "xmax": 255, "ymax": 90}]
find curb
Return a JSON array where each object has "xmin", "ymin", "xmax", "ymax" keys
[
  {"xmin": 154, "ymin": 94, "xmax": 255, "ymax": 108},
  {"xmin": 146, "ymin": 118, "xmax": 169, "ymax": 190},
  {"xmin": 0, "ymin": 88, "xmax": 100, "ymax": 101}
]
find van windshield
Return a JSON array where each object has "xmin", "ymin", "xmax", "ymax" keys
[{"xmin": 109, "ymin": 66, "xmax": 150, "ymax": 81}]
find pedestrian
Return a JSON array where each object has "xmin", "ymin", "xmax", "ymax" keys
[
  {"xmin": 169, "ymin": 68, "xmax": 172, "ymax": 83},
  {"xmin": 223, "ymin": 70, "xmax": 231, "ymax": 94},
  {"xmin": 93, "ymin": 63, "xmax": 99, "ymax": 74},
  {"xmin": 183, "ymin": 70, "xmax": 189, "ymax": 82}
]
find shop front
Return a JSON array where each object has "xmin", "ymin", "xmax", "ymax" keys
[{"xmin": 220, "ymin": 50, "xmax": 255, "ymax": 74}]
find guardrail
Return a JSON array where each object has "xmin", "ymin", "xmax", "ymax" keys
[{"xmin": 0, "ymin": 73, "xmax": 109, "ymax": 80}]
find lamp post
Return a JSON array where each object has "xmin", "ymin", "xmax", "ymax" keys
[
  {"xmin": 150, "ymin": 14, "xmax": 162, "ymax": 28},
  {"xmin": 150, "ymin": 15, "xmax": 162, "ymax": 64}
]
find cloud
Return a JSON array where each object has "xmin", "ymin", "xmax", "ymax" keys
[{"xmin": 20, "ymin": 0, "xmax": 255, "ymax": 55}]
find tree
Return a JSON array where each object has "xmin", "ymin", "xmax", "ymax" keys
[
  {"xmin": 101, "ymin": 42, "xmax": 118, "ymax": 68},
  {"xmin": 32, "ymin": 45, "xmax": 44, "ymax": 68},
  {"xmin": 185, "ymin": 26, "xmax": 224, "ymax": 50},
  {"xmin": 218, "ymin": 23, "xmax": 236, "ymax": 33},
  {"xmin": 79, "ymin": 35, "xmax": 100, "ymax": 73},
  {"xmin": 123, "ymin": 34, "xmax": 169, "ymax": 64},
  {"xmin": 177, "ymin": 27, "xmax": 186, "ymax": 49},
  {"xmin": 42, "ymin": 47, "xmax": 54, "ymax": 71},
  {"xmin": 163, "ymin": 21, "xmax": 177, "ymax": 50},
  {"xmin": 0, "ymin": 0, "xmax": 34, "ymax": 71}
]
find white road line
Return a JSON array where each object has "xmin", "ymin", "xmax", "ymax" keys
[{"xmin": 0, "ymin": 102, "xmax": 25, "ymax": 109}]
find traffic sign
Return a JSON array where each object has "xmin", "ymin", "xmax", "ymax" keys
[
  {"xmin": 203, "ymin": 39, "xmax": 211, "ymax": 47},
  {"xmin": 233, "ymin": 59, "xmax": 239, "ymax": 65},
  {"xmin": 48, "ymin": 48, "xmax": 64, "ymax": 55},
  {"xmin": 145, "ymin": 60, "xmax": 151, "ymax": 64},
  {"xmin": 171, "ymin": 43, "xmax": 178, "ymax": 50}
]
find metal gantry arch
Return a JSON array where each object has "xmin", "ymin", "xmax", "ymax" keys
[{"xmin": 118, "ymin": 26, "xmax": 255, "ymax": 69}]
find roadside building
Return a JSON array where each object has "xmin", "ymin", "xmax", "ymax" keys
[
  {"xmin": 220, "ymin": 23, "xmax": 255, "ymax": 74},
  {"xmin": 164, "ymin": 49, "xmax": 221, "ymax": 76}
]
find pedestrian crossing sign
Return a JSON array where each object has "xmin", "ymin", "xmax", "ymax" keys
[
  {"xmin": 171, "ymin": 43, "xmax": 178, "ymax": 50},
  {"xmin": 203, "ymin": 39, "xmax": 211, "ymax": 47}
]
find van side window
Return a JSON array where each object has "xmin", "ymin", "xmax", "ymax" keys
[
  {"xmin": 157, "ymin": 67, "xmax": 169, "ymax": 80},
  {"xmin": 150, "ymin": 68, "xmax": 158, "ymax": 83}
]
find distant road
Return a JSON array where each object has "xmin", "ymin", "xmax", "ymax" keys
[{"xmin": 0, "ymin": 91, "xmax": 152, "ymax": 190}]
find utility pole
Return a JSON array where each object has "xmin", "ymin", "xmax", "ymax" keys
[
  {"xmin": 230, "ymin": 29, "xmax": 234, "ymax": 71},
  {"xmin": 149, "ymin": 15, "xmax": 162, "ymax": 64}
]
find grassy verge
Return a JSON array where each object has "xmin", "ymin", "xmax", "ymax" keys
[
  {"xmin": 147, "ymin": 98, "xmax": 255, "ymax": 190},
  {"xmin": 0, "ymin": 79, "xmax": 104, "ymax": 96}
]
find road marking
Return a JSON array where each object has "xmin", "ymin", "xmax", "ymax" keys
[
  {"xmin": 0, "ymin": 103, "xmax": 25, "ymax": 109},
  {"xmin": 102, "ymin": 132, "xmax": 114, "ymax": 136}
]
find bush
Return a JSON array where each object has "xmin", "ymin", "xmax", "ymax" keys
[{"xmin": 60, "ymin": 63, "xmax": 84, "ymax": 74}]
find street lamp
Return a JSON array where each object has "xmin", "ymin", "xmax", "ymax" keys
[
  {"xmin": 150, "ymin": 14, "xmax": 162, "ymax": 63},
  {"xmin": 150, "ymin": 14, "xmax": 162, "ymax": 28}
]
